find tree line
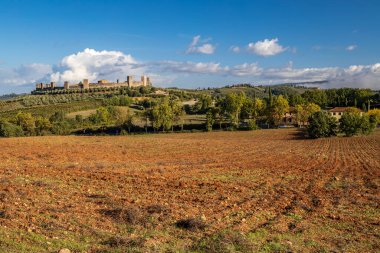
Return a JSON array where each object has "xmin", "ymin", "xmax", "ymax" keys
[{"xmin": 0, "ymin": 86, "xmax": 379, "ymax": 138}]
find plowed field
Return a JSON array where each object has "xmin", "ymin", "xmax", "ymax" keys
[{"xmin": 0, "ymin": 129, "xmax": 379, "ymax": 252}]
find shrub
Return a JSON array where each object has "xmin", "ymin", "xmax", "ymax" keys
[
  {"xmin": 15, "ymin": 111, "xmax": 35, "ymax": 136},
  {"xmin": 339, "ymin": 110, "xmax": 375, "ymax": 137},
  {"xmin": 367, "ymin": 109, "xmax": 380, "ymax": 124},
  {"xmin": 307, "ymin": 111, "xmax": 337, "ymax": 138},
  {"xmin": 51, "ymin": 120, "xmax": 72, "ymax": 135},
  {"xmin": 339, "ymin": 110, "xmax": 363, "ymax": 136},
  {"xmin": 101, "ymin": 206, "xmax": 147, "ymax": 226},
  {"xmin": 0, "ymin": 120, "xmax": 24, "ymax": 137},
  {"xmin": 35, "ymin": 116, "xmax": 52, "ymax": 136},
  {"xmin": 175, "ymin": 218, "xmax": 206, "ymax": 231},
  {"xmin": 247, "ymin": 119, "xmax": 258, "ymax": 130},
  {"xmin": 205, "ymin": 109, "xmax": 215, "ymax": 131}
]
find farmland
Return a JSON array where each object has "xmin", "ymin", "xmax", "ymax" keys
[{"xmin": 0, "ymin": 129, "xmax": 379, "ymax": 252}]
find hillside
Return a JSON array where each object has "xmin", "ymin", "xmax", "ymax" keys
[
  {"xmin": 0, "ymin": 84, "xmax": 312, "ymax": 121},
  {"xmin": 0, "ymin": 84, "xmax": 378, "ymax": 138}
]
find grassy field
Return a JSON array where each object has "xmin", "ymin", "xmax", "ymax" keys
[{"xmin": 0, "ymin": 129, "xmax": 379, "ymax": 252}]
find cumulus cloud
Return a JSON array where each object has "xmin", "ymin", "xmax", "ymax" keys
[
  {"xmin": 229, "ymin": 63, "xmax": 262, "ymax": 76},
  {"xmin": 0, "ymin": 63, "xmax": 52, "ymax": 86},
  {"xmin": 50, "ymin": 48, "xmax": 144, "ymax": 83},
  {"xmin": 230, "ymin": 46, "xmax": 240, "ymax": 53},
  {"xmin": 186, "ymin": 35, "xmax": 216, "ymax": 55},
  {"xmin": 1, "ymin": 48, "xmax": 380, "ymax": 95},
  {"xmin": 247, "ymin": 38, "xmax": 287, "ymax": 56},
  {"xmin": 346, "ymin": 45, "xmax": 357, "ymax": 51}
]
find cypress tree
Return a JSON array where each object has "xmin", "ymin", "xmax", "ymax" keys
[{"xmin": 268, "ymin": 86, "xmax": 273, "ymax": 107}]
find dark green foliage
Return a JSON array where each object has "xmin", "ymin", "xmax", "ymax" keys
[
  {"xmin": 49, "ymin": 111, "xmax": 66, "ymax": 123},
  {"xmin": 89, "ymin": 107, "xmax": 114, "ymax": 127},
  {"xmin": 361, "ymin": 115, "xmax": 377, "ymax": 135},
  {"xmin": 302, "ymin": 90, "xmax": 327, "ymax": 108},
  {"xmin": 205, "ymin": 108, "xmax": 216, "ymax": 131},
  {"xmin": 288, "ymin": 94, "xmax": 305, "ymax": 106},
  {"xmin": 268, "ymin": 86, "xmax": 273, "ymax": 107},
  {"xmin": 35, "ymin": 116, "xmax": 52, "ymax": 136},
  {"xmin": 193, "ymin": 94, "xmax": 213, "ymax": 114},
  {"xmin": 307, "ymin": 111, "xmax": 337, "ymax": 138},
  {"xmin": 51, "ymin": 120, "xmax": 72, "ymax": 135},
  {"xmin": 219, "ymin": 93, "xmax": 246, "ymax": 129},
  {"xmin": 15, "ymin": 112, "xmax": 35, "ymax": 136},
  {"xmin": 247, "ymin": 119, "xmax": 258, "ymax": 130},
  {"xmin": 102, "ymin": 95, "xmax": 132, "ymax": 106},
  {"xmin": 339, "ymin": 111, "xmax": 375, "ymax": 137},
  {"xmin": 0, "ymin": 120, "xmax": 24, "ymax": 137}
]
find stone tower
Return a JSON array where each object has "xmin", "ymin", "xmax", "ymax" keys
[
  {"xmin": 127, "ymin": 76, "xmax": 133, "ymax": 87},
  {"xmin": 83, "ymin": 79, "xmax": 89, "ymax": 89},
  {"xmin": 141, "ymin": 76, "xmax": 147, "ymax": 86},
  {"xmin": 64, "ymin": 81, "xmax": 70, "ymax": 89}
]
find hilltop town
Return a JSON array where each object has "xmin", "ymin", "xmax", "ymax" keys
[{"xmin": 33, "ymin": 75, "xmax": 152, "ymax": 94}]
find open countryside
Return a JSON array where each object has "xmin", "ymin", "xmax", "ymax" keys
[{"xmin": 1, "ymin": 0, "xmax": 380, "ymax": 252}]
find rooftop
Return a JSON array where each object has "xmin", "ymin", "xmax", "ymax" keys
[{"xmin": 328, "ymin": 107, "xmax": 364, "ymax": 113}]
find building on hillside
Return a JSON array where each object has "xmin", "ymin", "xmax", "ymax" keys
[
  {"xmin": 34, "ymin": 75, "xmax": 152, "ymax": 92},
  {"xmin": 98, "ymin": 79, "xmax": 109, "ymax": 84},
  {"xmin": 328, "ymin": 107, "xmax": 363, "ymax": 121},
  {"xmin": 280, "ymin": 107, "xmax": 297, "ymax": 126}
]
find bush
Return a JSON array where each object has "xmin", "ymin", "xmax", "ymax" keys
[
  {"xmin": 247, "ymin": 119, "xmax": 258, "ymax": 130},
  {"xmin": 51, "ymin": 120, "xmax": 72, "ymax": 135},
  {"xmin": 340, "ymin": 112, "xmax": 376, "ymax": 136},
  {"xmin": 307, "ymin": 111, "xmax": 337, "ymax": 138},
  {"xmin": 339, "ymin": 111, "xmax": 363, "ymax": 136},
  {"xmin": 175, "ymin": 218, "xmax": 206, "ymax": 231},
  {"xmin": 0, "ymin": 120, "xmax": 24, "ymax": 137},
  {"xmin": 15, "ymin": 111, "xmax": 35, "ymax": 136}
]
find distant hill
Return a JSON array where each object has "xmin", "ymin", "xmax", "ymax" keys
[{"xmin": 173, "ymin": 82, "xmax": 322, "ymax": 99}]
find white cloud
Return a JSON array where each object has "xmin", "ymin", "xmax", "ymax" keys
[
  {"xmin": 346, "ymin": 45, "xmax": 357, "ymax": 51},
  {"xmin": 230, "ymin": 46, "xmax": 240, "ymax": 53},
  {"xmin": 186, "ymin": 35, "xmax": 216, "ymax": 55},
  {"xmin": 156, "ymin": 60, "xmax": 225, "ymax": 74},
  {"xmin": 1, "ymin": 48, "xmax": 380, "ymax": 94},
  {"xmin": 247, "ymin": 38, "xmax": 287, "ymax": 56},
  {"xmin": 229, "ymin": 63, "xmax": 262, "ymax": 76},
  {"xmin": 0, "ymin": 63, "xmax": 52, "ymax": 86},
  {"xmin": 50, "ymin": 48, "xmax": 144, "ymax": 83},
  {"xmin": 228, "ymin": 62, "xmax": 380, "ymax": 89}
]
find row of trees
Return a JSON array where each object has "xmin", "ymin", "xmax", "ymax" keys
[
  {"xmin": 307, "ymin": 108, "xmax": 378, "ymax": 138},
  {"xmin": 0, "ymin": 111, "xmax": 71, "ymax": 137},
  {"xmin": 289, "ymin": 88, "xmax": 378, "ymax": 110},
  {"xmin": 0, "ymin": 105, "xmax": 139, "ymax": 137},
  {"xmin": 200, "ymin": 92, "xmax": 320, "ymax": 131}
]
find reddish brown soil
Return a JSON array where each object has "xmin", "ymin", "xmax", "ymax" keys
[{"xmin": 0, "ymin": 129, "xmax": 379, "ymax": 252}]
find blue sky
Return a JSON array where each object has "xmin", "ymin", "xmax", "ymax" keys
[{"xmin": 0, "ymin": 0, "xmax": 379, "ymax": 94}]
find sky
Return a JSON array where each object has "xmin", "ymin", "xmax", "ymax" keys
[{"xmin": 0, "ymin": 0, "xmax": 379, "ymax": 94}]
